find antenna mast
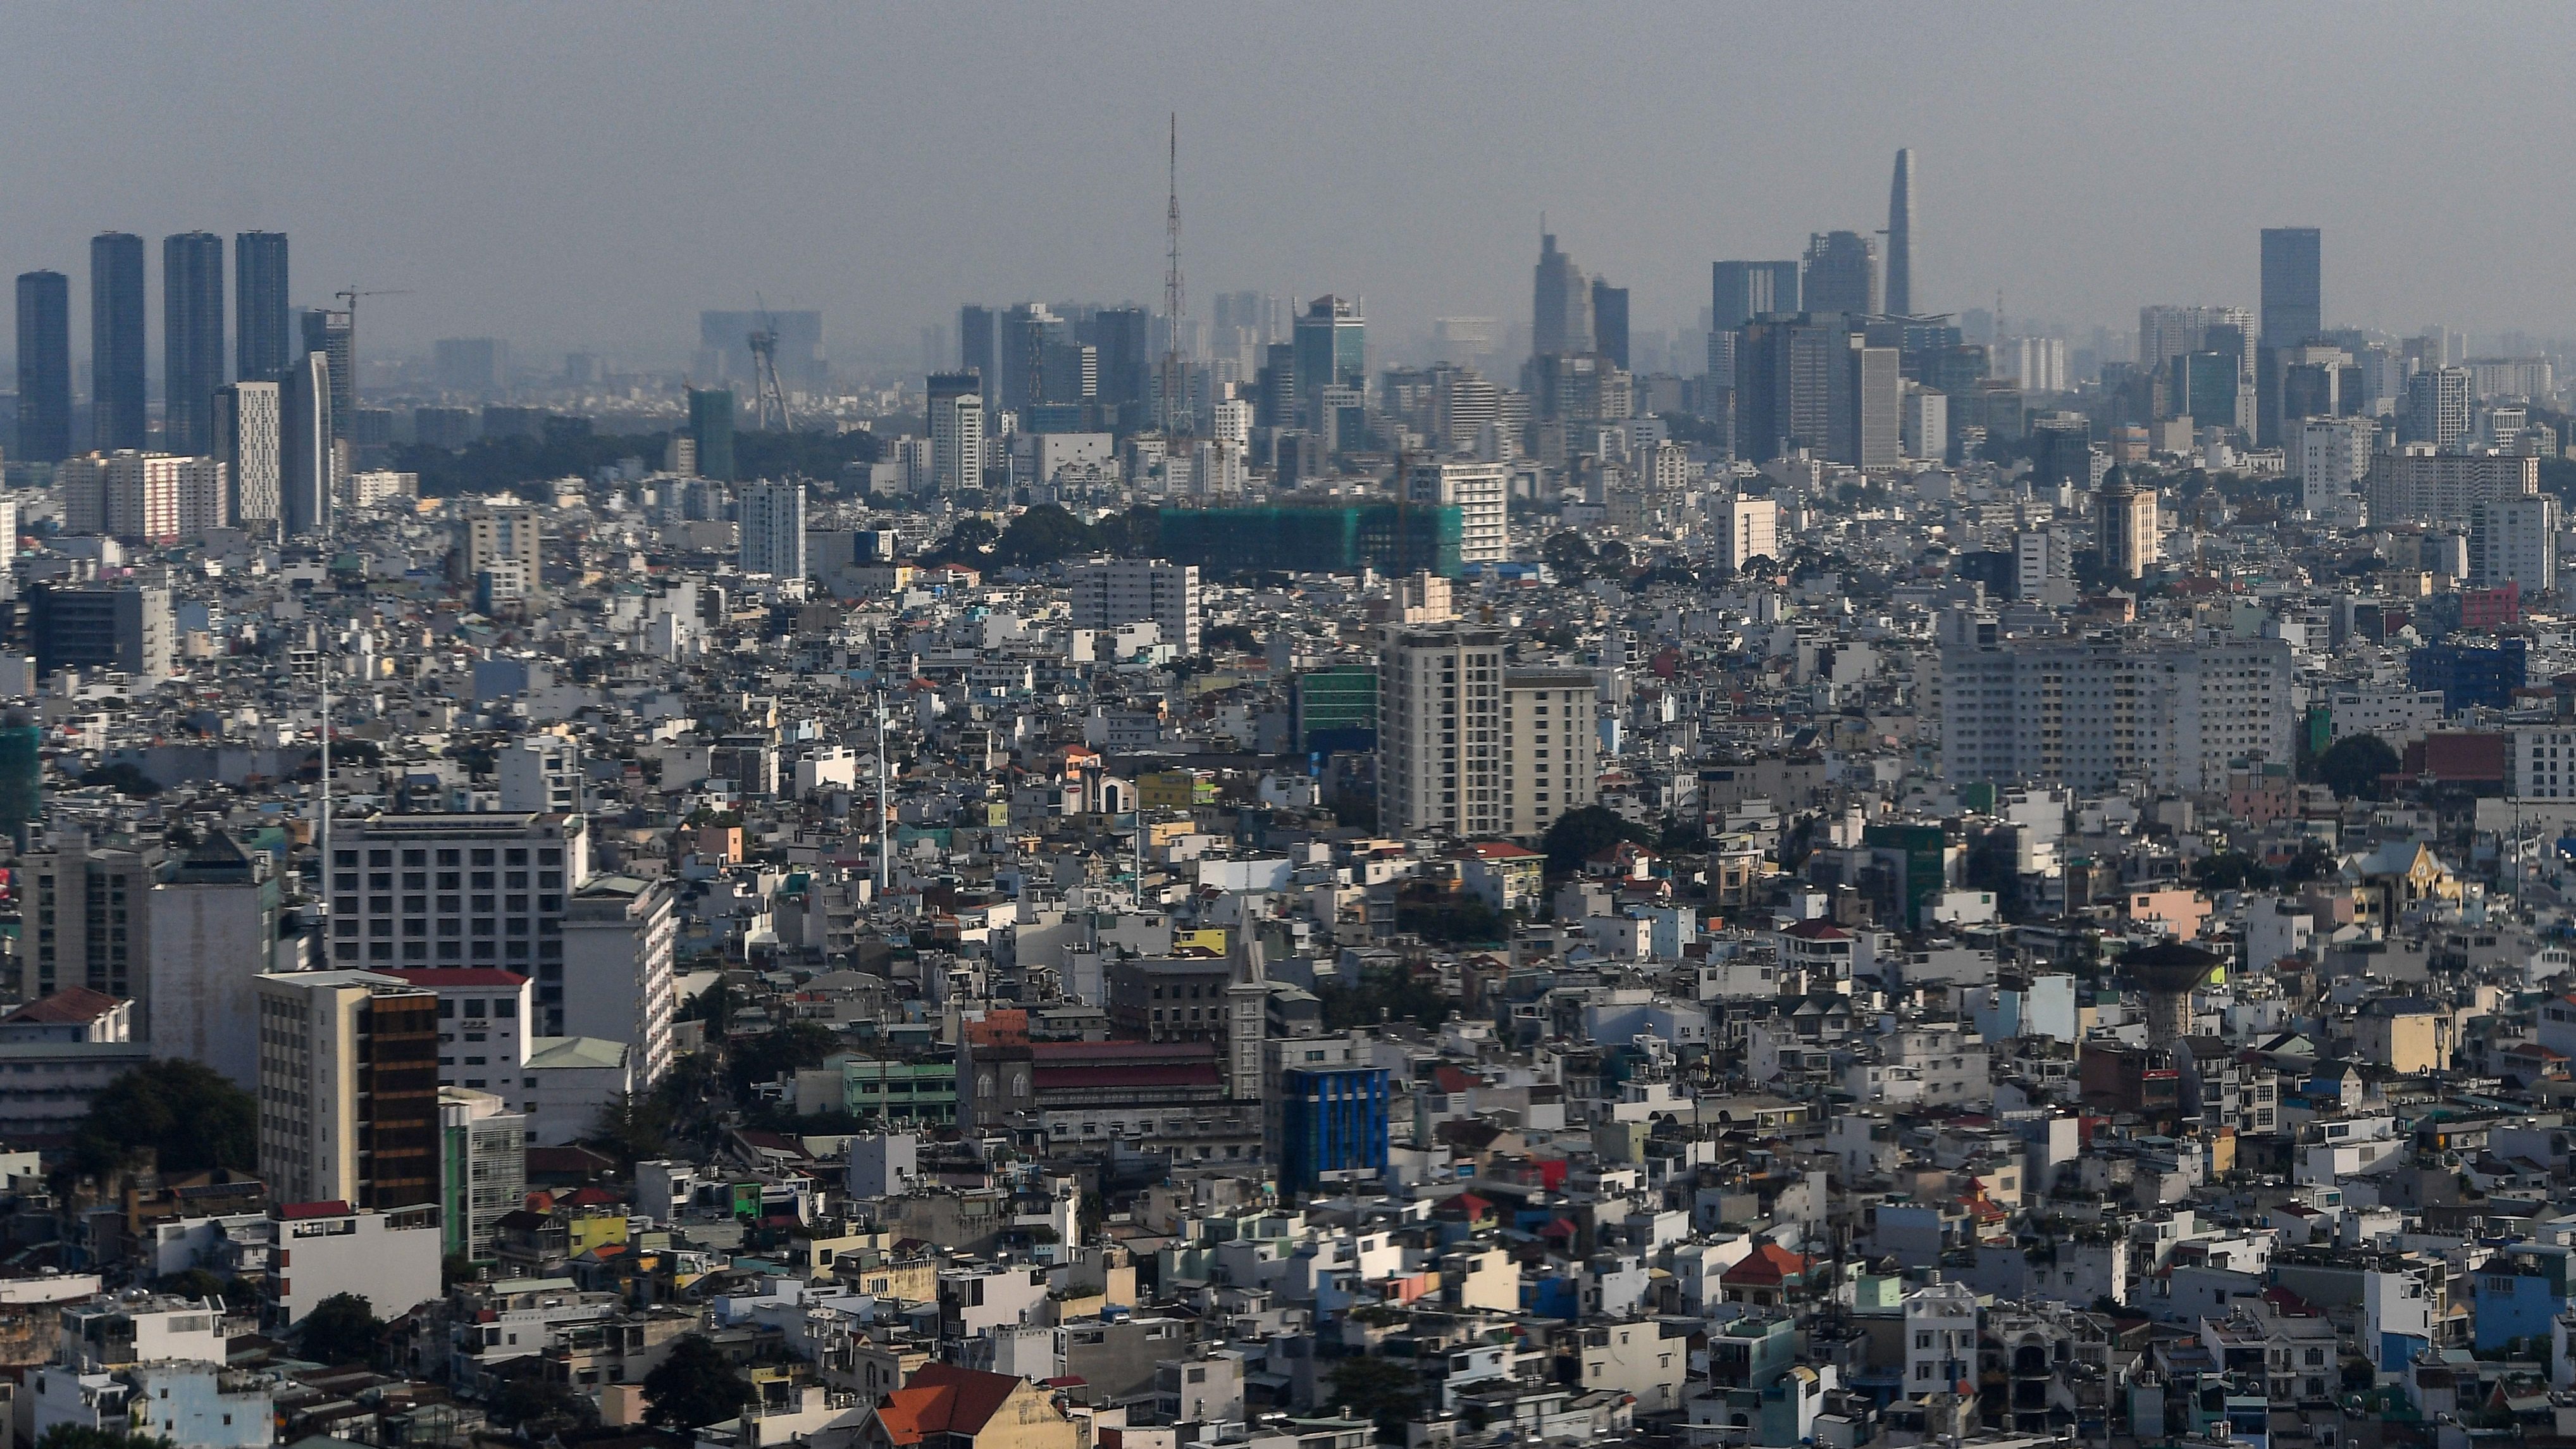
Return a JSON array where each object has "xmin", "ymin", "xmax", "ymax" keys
[
  {"xmin": 749, "ymin": 294, "xmax": 793, "ymax": 432},
  {"xmin": 1161, "ymin": 113, "xmax": 1189, "ymax": 448}
]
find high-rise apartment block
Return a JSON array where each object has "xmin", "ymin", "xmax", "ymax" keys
[
  {"xmin": 2402, "ymin": 367, "xmax": 2473, "ymax": 451},
  {"xmin": 928, "ymin": 372, "xmax": 985, "ymax": 494},
  {"xmin": 1068, "ymin": 558, "xmax": 1201, "ymax": 656},
  {"xmin": 737, "ymin": 479, "xmax": 807, "ymax": 580},
  {"xmin": 282, "ymin": 352, "xmax": 335, "ymax": 538},
  {"xmin": 1378, "ymin": 628, "xmax": 1597, "ymax": 840},
  {"xmin": 2365, "ymin": 447, "xmax": 2538, "ymax": 528},
  {"xmin": 325, "ymin": 812, "xmax": 591, "ymax": 1031},
  {"xmin": 2098, "ymin": 476, "xmax": 2159, "ymax": 581},
  {"xmin": 254, "ymin": 970, "xmax": 440, "ymax": 1210},
  {"xmin": 15, "ymin": 270, "xmax": 71, "ymax": 463},
  {"xmin": 1711, "ymin": 495, "xmax": 1780, "ymax": 571},
  {"xmin": 1939, "ymin": 609, "xmax": 2293, "ymax": 794},
  {"xmin": 562, "ymin": 874, "xmax": 679, "ymax": 1085},
  {"xmin": 162, "ymin": 232, "xmax": 225, "ymax": 455},
  {"xmin": 90, "ymin": 233, "xmax": 147, "ymax": 451},
  {"xmin": 459, "ymin": 502, "xmax": 542, "ymax": 606},
  {"xmin": 2470, "ymin": 492, "xmax": 2558, "ymax": 595},
  {"xmin": 218, "ymin": 381, "xmax": 283, "ymax": 536},
  {"xmin": 2296, "ymin": 416, "xmax": 2377, "ymax": 508},
  {"xmin": 1406, "ymin": 461, "xmax": 1508, "ymax": 568}
]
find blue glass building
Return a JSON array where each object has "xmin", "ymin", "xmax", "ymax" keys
[{"xmin": 1279, "ymin": 1066, "xmax": 1388, "ymax": 1195}]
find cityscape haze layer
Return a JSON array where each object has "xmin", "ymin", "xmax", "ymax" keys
[{"xmin": 4, "ymin": 12, "xmax": 2576, "ymax": 1449}]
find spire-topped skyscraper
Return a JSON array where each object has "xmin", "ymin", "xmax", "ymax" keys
[{"xmin": 1886, "ymin": 147, "xmax": 1917, "ymax": 317}]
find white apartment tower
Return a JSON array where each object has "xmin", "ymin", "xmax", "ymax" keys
[
  {"xmin": 1406, "ymin": 460, "xmax": 1508, "ymax": 568},
  {"xmin": 737, "ymin": 478, "xmax": 807, "ymax": 580},
  {"xmin": 1380, "ymin": 628, "xmax": 1508, "ymax": 838},
  {"xmin": 2470, "ymin": 492, "xmax": 2559, "ymax": 595},
  {"xmin": 1380, "ymin": 628, "xmax": 1597, "ymax": 840},
  {"xmin": 498, "ymin": 735, "xmax": 583, "ymax": 814},
  {"xmin": 1939, "ymin": 607, "xmax": 2294, "ymax": 794},
  {"xmin": 2297, "ymin": 416, "xmax": 2377, "ymax": 510},
  {"xmin": 1711, "ymin": 495, "xmax": 1780, "ymax": 571},
  {"xmin": 929, "ymin": 390, "xmax": 986, "ymax": 494},
  {"xmin": 1068, "ymin": 557, "xmax": 1201, "ymax": 655}
]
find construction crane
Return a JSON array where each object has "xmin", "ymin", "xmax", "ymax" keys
[
  {"xmin": 748, "ymin": 294, "xmax": 793, "ymax": 432},
  {"xmin": 328, "ymin": 286, "xmax": 411, "ymax": 409}
]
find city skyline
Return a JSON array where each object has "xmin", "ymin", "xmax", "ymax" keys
[{"xmin": 4, "ymin": 4, "xmax": 2576, "ymax": 375}]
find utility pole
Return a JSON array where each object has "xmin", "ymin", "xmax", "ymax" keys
[{"xmin": 876, "ymin": 688, "xmax": 891, "ymax": 896}]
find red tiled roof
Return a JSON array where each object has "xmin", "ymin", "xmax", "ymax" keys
[
  {"xmin": 276, "ymin": 1200, "xmax": 354, "ymax": 1220},
  {"xmin": 874, "ymin": 1364, "xmax": 1027, "ymax": 1445},
  {"xmin": 1779, "ymin": 919, "xmax": 1850, "ymax": 940},
  {"xmin": 1721, "ymin": 1241, "xmax": 1812, "ymax": 1284},
  {"xmin": 376, "ymin": 968, "xmax": 531, "ymax": 988},
  {"xmin": 1031, "ymin": 1064, "xmax": 1220, "ymax": 1091},
  {"xmin": 3, "ymin": 986, "xmax": 126, "ymax": 1024}
]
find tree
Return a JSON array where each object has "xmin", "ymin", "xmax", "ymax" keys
[
  {"xmin": 1540, "ymin": 804, "xmax": 1654, "ymax": 879},
  {"xmin": 296, "ymin": 1293, "xmax": 383, "ymax": 1366},
  {"xmin": 2318, "ymin": 733, "xmax": 2400, "ymax": 802},
  {"xmin": 491, "ymin": 1374, "xmax": 599, "ymax": 1433},
  {"xmin": 724, "ymin": 1020, "xmax": 843, "ymax": 1097},
  {"xmin": 928, "ymin": 517, "xmax": 1000, "ymax": 563},
  {"xmin": 73, "ymin": 1059, "xmax": 257, "ymax": 1179},
  {"xmin": 644, "ymin": 1334, "xmax": 754, "ymax": 1429},
  {"xmin": 1328, "ymin": 1356, "xmax": 1423, "ymax": 1435},
  {"xmin": 1541, "ymin": 531, "xmax": 1595, "ymax": 581},
  {"xmin": 989, "ymin": 504, "xmax": 1101, "ymax": 568},
  {"xmin": 2192, "ymin": 852, "xmax": 2277, "ymax": 892},
  {"xmin": 37, "ymin": 1429, "xmax": 173, "ymax": 1449},
  {"xmin": 77, "ymin": 762, "xmax": 160, "ymax": 798}
]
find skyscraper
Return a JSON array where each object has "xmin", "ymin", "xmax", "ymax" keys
[
  {"xmin": 1802, "ymin": 231, "xmax": 1880, "ymax": 317},
  {"xmin": 958, "ymin": 305, "xmax": 999, "ymax": 401},
  {"xmin": 1712, "ymin": 261, "xmax": 1800, "ymax": 332},
  {"xmin": 1089, "ymin": 306, "xmax": 1151, "ymax": 424},
  {"xmin": 927, "ymin": 371, "xmax": 984, "ymax": 495},
  {"xmin": 2259, "ymin": 227, "xmax": 2322, "ymax": 345},
  {"xmin": 736, "ymin": 479, "xmax": 807, "ymax": 580},
  {"xmin": 1531, "ymin": 233, "xmax": 1593, "ymax": 358},
  {"xmin": 1590, "ymin": 280, "xmax": 1630, "ymax": 371},
  {"xmin": 163, "ymin": 232, "xmax": 225, "ymax": 455},
  {"xmin": 687, "ymin": 386, "xmax": 736, "ymax": 482},
  {"xmin": 1734, "ymin": 314, "xmax": 1854, "ymax": 464},
  {"xmin": 300, "ymin": 308, "xmax": 354, "ymax": 441},
  {"xmin": 281, "ymin": 351, "xmax": 334, "ymax": 538},
  {"xmin": 89, "ymin": 233, "xmax": 147, "ymax": 451},
  {"xmin": 1886, "ymin": 148, "xmax": 1917, "ymax": 316},
  {"xmin": 15, "ymin": 271, "xmax": 71, "ymax": 463},
  {"xmin": 216, "ymin": 381, "xmax": 283, "ymax": 538},
  {"xmin": 235, "ymin": 232, "xmax": 290, "ymax": 382},
  {"xmin": 1292, "ymin": 295, "xmax": 1365, "ymax": 428}
]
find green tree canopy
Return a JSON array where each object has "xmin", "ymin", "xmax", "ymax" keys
[
  {"xmin": 296, "ymin": 1293, "xmax": 383, "ymax": 1366},
  {"xmin": 73, "ymin": 1059, "xmax": 257, "ymax": 1179},
  {"xmin": 724, "ymin": 1020, "xmax": 843, "ymax": 1098},
  {"xmin": 1328, "ymin": 1356, "xmax": 1423, "ymax": 1434},
  {"xmin": 2317, "ymin": 733, "xmax": 2400, "ymax": 801},
  {"xmin": 38, "ymin": 1427, "xmax": 173, "ymax": 1449},
  {"xmin": 1540, "ymin": 804, "xmax": 1656, "ymax": 879},
  {"xmin": 644, "ymin": 1335, "xmax": 755, "ymax": 1429},
  {"xmin": 989, "ymin": 504, "xmax": 1101, "ymax": 568}
]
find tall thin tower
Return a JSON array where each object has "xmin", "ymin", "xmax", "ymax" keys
[
  {"xmin": 1886, "ymin": 148, "xmax": 1917, "ymax": 317},
  {"xmin": 1159, "ymin": 113, "xmax": 1188, "ymax": 440}
]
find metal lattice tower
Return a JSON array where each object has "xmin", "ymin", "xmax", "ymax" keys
[{"xmin": 1160, "ymin": 113, "xmax": 1187, "ymax": 442}]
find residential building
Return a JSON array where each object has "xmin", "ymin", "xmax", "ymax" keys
[
  {"xmin": 1068, "ymin": 557, "xmax": 1201, "ymax": 656},
  {"xmin": 1407, "ymin": 461, "xmax": 1507, "ymax": 568},
  {"xmin": 738, "ymin": 479, "xmax": 807, "ymax": 580},
  {"xmin": 324, "ymin": 812, "xmax": 591, "ymax": 1032},
  {"xmin": 252, "ymin": 970, "xmax": 440, "ymax": 1210}
]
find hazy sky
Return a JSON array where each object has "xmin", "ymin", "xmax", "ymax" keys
[{"xmin": 9, "ymin": 2, "xmax": 2576, "ymax": 376}]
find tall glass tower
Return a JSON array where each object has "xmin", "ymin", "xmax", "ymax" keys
[
  {"xmin": 90, "ymin": 232, "xmax": 147, "ymax": 451},
  {"xmin": 163, "ymin": 232, "xmax": 226, "ymax": 454},
  {"xmin": 236, "ymin": 232, "xmax": 291, "ymax": 380},
  {"xmin": 2259, "ymin": 227, "xmax": 2322, "ymax": 345},
  {"xmin": 15, "ymin": 271, "xmax": 71, "ymax": 463},
  {"xmin": 1886, "ymin": 148, "xmax": 1917, "ymax": 316}
]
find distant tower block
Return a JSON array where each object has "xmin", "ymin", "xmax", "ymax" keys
[{"xmin": 2123, "ymin": 941, "xmax": 2222, "ymax": 1047}]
